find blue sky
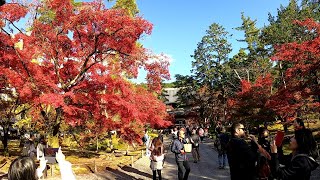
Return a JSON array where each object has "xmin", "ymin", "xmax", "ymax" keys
[
  {"xmin": 9, "ymin": 0, "xmax": 290, "ymax": 83},
  {"xmin": 133, "ymin": 0, "xmax": 290, "ymax": 83}
]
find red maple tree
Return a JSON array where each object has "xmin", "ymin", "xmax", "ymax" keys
[
  {"xmin": 227, "ymin": 74, "xmax": 275, "ymax": 125},
  {"xmin": 0, "ymin": 0, "xmax": 171, "ymax": 146},
  {"xmin": 268, "ymin": 19, "xmax": 320, "ymax": 122}
]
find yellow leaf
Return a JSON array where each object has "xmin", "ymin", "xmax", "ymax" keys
[
  {"xmin": 14, "ymin": 40, "xmax": 23, "ymax": 50},
  {"xmin": 31, "ymin": 59, "xmax": 40, "ymax": 64}
]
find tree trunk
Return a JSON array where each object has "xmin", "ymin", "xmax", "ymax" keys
[
  {"xmin": 96, "ymin": 136, "xmax": 99, "ymax": 152},
  {"xmin": 52, "ymin": 123, "xmax": 60, "ymax": 136},
  {"xmin": 52, "ymin": 107, "xmax": 62, "ymax": 136},
  {"xmin": 1, "ymin": 128, "xmax": 9, "ymax": 155},
  {"xmin": 283, "ymin": 124, "xmax": 288, "ymax": 133}
]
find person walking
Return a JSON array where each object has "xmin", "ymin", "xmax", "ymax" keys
[
  {"xmin": 36, "ymin": 135, "xmax": 48, "ymax": 160},
  {"xmin": 22, "ymin": 134, "xmax": 37, "ymax": 158},
  {"xmin": 190, "ymin": 128, "xmax": 200, "ymax": 163},
  {"xmin": 227, "ymin": 123, "xmax": 259, "ymax": 180},
  {"xmin": 142, "ymin": 129, "xmax": 151, "ymax": 157},
  {"xmin": 198, "ymin": 127, "xmax": 204, "ymax": 142},
  {"xmin": 270, "ymin": 128, "xmax": 319, "ymax": 180},
  {"xmin": 171, "ymin": 130, "xmax": 191, "ymax": 180},
  {"xmin": 216, "ymin": 127, "xmax": 229, "ymax": 169},
  {"xmin": 149, "ymin": 137, "xmax": 164, "ymax": 180},
  {"xmin": 172, "ymin": 126, "xmax": 178, "ymax": 139}
]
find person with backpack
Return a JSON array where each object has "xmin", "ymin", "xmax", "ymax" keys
[
  {"xmin": 171, "ymin": 129, "xmax": 191, "ymax": 180},
  {"xmin": 270, "ymin": 128, "xmax": 319, "ymax": 180},
  {"xmin": 190, "ymin": 128, "xmax": 201, "ymax": 163},
  {"xmin": 216, "ymin": 127, "xmax": 229, "ymax": 169}
]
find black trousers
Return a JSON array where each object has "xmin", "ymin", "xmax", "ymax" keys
[
  {"xmin": 192, "ymin": 146, "xmax": 200, "ymax": 161},
  {"xmin": 152, "ymin": 170, "xmax": 162, "ymax": 180},
  {"xmin": 177, "ymin": 161, "xmax": 190, "ymax": 180}
]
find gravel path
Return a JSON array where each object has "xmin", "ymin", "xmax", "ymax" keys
[
  {"xmin": 117, "ymin": 137, "xmax": 230, "ymax": 180},
  {"xmin": 106, "ymin": 136, "xmax": 320, "ymax": 180}
]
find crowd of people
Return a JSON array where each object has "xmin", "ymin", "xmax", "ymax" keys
[
  {"xmin": 144, "ymin": 118, "xmax": 319, "ymax": 180},
  {"xmin": 5, "ymin": 133, "xmax": 76, "ymax": 180},
  {"xmin": 227, "ymin": 119, "xmax": 319, "ymax": 180},
  {"xmin": 6, "ymin": 118, "xmax": 319, "ymax": 180}
]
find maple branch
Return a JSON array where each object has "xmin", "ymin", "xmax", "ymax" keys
[
  {"xmin": 97, "ymin": 48, "xmax": 130, "ymax": 57},
  {"xmin": 13, "ymin": 48, "xmax": 35, "ymax": 83},
  {"xmin": 6, "ymin": 18, "xmax": 24, "ymax": 35},
  {"xmin": 63, "ymin": 50, "xmax": 97, "ymax": 91},
  {"xmin": 63, "ymin": 32, "xmax": 102, "ymax": 90},
  {"xmin": 52, "ymin": 56, "xmax": 64, "ymax": 89},
  {"xmin": 110, "ymin": 27, "xmax": 124, "ymax": 36},
  {"xmin": 15, "ymin": 106, "xmax": 32, "ymax": 116},
  {"xmin": 1, "ymin": 28, "xmax": 11, "ymax": 36},
  {"xmin": 52, "ymin": 29, "xmax": 69, "ymax": 89},
  {"xmin": 75, "ymin": 27, "xmax": 84, "ymax": 49},
  {"xmin": 34, "ymin": 6, "xmax": 39, "ymax": 20},
  {"xmin": 63, "ymin": 27, "xmax": 128, "ymax": 91},
  {"xmin": 67, "ymin": 61, "xmax": 100, "ymax": 91}
]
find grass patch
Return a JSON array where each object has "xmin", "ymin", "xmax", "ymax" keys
[{"xmin": 0, "ymin": 138, "xmax": 145, "ymax": 176}]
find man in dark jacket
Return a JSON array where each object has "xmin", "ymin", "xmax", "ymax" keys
[
  {"xmin": 217, "ymin": 127, "xmax": 229, "ymax": 169},
  {"xmin": 227, "ymin": 123, "xmax": 259, "ymax": 180},
  {"xmin": 171, "ymin": 130, "xmax": 190, "ymax": 180}
]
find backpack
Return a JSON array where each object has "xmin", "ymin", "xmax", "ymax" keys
[{"xmin": 219, "ymin": 133, "xmax": 229, "ymax": 150}]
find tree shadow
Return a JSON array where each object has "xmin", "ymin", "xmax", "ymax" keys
[
  {"xmin": 121, "ymin": 165, "xmax": 153, "ymax": 179},
  {"xmin": 104, "ymin": 167, "xmax": 142, "ymax": 180}
]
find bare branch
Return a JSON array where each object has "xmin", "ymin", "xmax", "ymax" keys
[
  {"xmin": 1, "ymin": 28, "xmax": 11, "ymax": 36},
  {"xmin": 6, "ymin": 18, "xmax": 24, "ymax": 34},
  {"xmin": 233, "ymin": 69, "xmax": 242, "ymax": 80}
]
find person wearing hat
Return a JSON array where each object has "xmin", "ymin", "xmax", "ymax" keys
[{"xmin": 171, "ymin": 130, "xmax": 190, "ymax": 180}]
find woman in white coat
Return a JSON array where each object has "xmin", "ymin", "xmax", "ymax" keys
[{"xmin": 149, "ymin": 137, "xmax": 164, "ymax": 180}]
